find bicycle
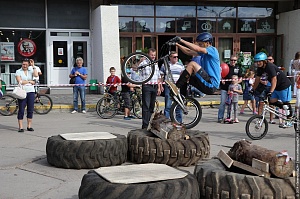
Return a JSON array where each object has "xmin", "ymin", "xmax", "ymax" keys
[
  {"xmin": 96, "ymin": 87, "xmax": 159, "ymax": 119},
  {"xmin": 0, "ymin": 85, "xmax": 53, "ymax": 116},
  {"xmin": 245, "ymin": 96, "xmax": 298, "ymax": 140},
  {"xmin": 121, "ymin": 37, "xmax": 202, "ymax": 129}
]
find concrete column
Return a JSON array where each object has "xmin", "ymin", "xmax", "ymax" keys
[{"xmin": 91, "ymin": 5, "xmax": 120, "ymax": 93}]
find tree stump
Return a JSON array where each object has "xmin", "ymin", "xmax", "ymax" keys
[{"xmin": 227, "ymin": 140, "xmax": 294, "ymax": 178}]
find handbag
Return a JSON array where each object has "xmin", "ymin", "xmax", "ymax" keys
[
  {"xmin": 12, "ymin": 85, "xmax": 27, "ymax": 99},
  {"xmin": 69, "ymin": 76, "xmax": 76, "ymax": 84}
]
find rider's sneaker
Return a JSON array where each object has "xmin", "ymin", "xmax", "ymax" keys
[
  {"xmin": 279, "ymin": 123, "xmax": 287, "ymax": 128},
  {"xmin": 165, "ymin": 80, "xmax": 179, "ymax": 96},
  {"xmin": 285, "ymin": 121, "xmax": 293, "ymax": 128}
]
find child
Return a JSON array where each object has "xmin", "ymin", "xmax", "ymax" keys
[
  {"xmin": 105, "ymin": 67, "xmax": 121, "ymax": 99},
  {"xmin": 240, "ymin": 71, "xmax": 257, "ymax": 114},
  {"xmin": 225, "ymin": 75, "xmax": 243, "ymax": 123}
]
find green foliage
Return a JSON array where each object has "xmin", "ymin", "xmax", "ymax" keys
[
  {"xmin": 224, "ymin": 51, "xmax": 254, "ymax": 76},
  {"xmin": 141, "ymin": 47, "xmax": 148, "ymax": 54}
]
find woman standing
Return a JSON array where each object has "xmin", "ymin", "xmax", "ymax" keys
[
  {"xmin": 15, "ymin": 59, "xmax": 38, "ymax": 132},
  {"xmin": 292, "ymin": 52, "xmax": 300, "ymax": 97}
]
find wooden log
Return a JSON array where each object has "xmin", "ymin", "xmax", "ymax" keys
[{"xmin": 227, "ymin": 140, "xmax": 294, "ymax": 178}]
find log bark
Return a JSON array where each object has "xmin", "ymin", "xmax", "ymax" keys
[{"xmin": 227, "ymin": 140, "xmax": 294, "ymax": 178}]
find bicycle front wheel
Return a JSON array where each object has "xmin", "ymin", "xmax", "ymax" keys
[
  {"xmin": 170, "ymin": 97, "xmax": 202, "ymax": 129},
  {"xmin": 245, "ymin": 115, "xmax": 268, "ymax": 140},
  {"xmin": 96, "ymin": 96, "xmax": 117, "ymax": 119},
  {"xmin": 34, "ymin": 94, "xmax": 53, "ymax": 114},
  {"xmin": 0, "ymin": 94, "xmax": 18, "ymax": 116},
  {"xmin": 132, "ymin": 99, "xmax": 142, "ymax": 119},
  {"xmin": 122, "ymin": 52, "xmax": 154, "ymax": 84}
]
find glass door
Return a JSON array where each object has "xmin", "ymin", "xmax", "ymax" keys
[{"xmin": 218, "ymin": 37, "xmax": 233, "ymax": 63}]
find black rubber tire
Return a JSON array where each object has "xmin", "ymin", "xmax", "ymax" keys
[
  {"xmin": 122, "ymin": 52, "xmax": 154, "ymax": 84},
  {"xmin": 0, "ymin": 94, "xmax": 18, "ymax": 116},
  {"xmin": 34, "ymin": 94, "xmax": 53, "ymax": 115},
  {"xmin": 128, "ymin": 129, "xmax": 210, "ymax": 167},
  {"xmin": 170, "ymin": 96, "xmax": 202, "ymax": 129},
  {"xmin": 79, "ymin": 170, "xmax": 200, "ymax": 199},
  {"xmin": 46, "ymin": 134, "xmax": 127, "ymax": 169},
  {"xmin": 245, "ymin": 115, "xmax": 268, "ymax": 140},
  {"xmin": 194, "ymin": 158, "xmax": 296, "ymax": 199}
]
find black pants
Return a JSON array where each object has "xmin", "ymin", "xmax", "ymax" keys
[{"xmin": 142, "ymin": 84, "xmax": 158, "ymax": 129}]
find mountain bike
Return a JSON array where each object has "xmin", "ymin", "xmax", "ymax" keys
[
  {"xmin": 0, "ymin": 85, "xmax": 53, "ymax": 116},
  {"xmin": 121, "ymin": 37, "xmax": 202, "ymax": 129},
  {"xmin": 245, "ymin": 96, "xmax": 298, "ymax": 140},
  {"xmin": 96, "ymin": 87, "xmax": 159, "ymax": 119}
]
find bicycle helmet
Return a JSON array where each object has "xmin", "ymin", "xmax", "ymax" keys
[
  {"xmin": 196, "ymin": 32, "xmax": 213, "ymax": 43},
  {"xmin": 254, "ymin": 52, "xmax": 267, "ymax": 62}
]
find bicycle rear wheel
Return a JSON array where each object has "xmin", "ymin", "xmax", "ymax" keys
[
  {"xmin": 245, "ymin": 115, "xmax": 268, "ymax": 140},
  {"xmin": 96, "ymin": 96, "xmax": 117, "ymax": 119},
  {"xmin": 34, "ymin": 94, "xmax": 53, "ymax": 114},
  {"xmin": 132, "ymin": 99, "xmax": 142, "ymax": 119},
  {"xmin": 122, "ymin": 52, "xmax": 154, "ymax": 84},
  {"xmin": 0, "ymin": 94, "xmax": 18, "ymax": 116},
  {"xmin": 170, "ymin": 97, "xmax": 202, "ymax": 129}
]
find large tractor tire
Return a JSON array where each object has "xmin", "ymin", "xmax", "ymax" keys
[
  {"xmin": 194, "ymin": 158, "xmax": 296, "ymax": 199},
  {"xmin": 128, "ymin": 129, "xmax": 210, "ymax": 167},
  {"xmin": 78, "ymin": 170, "xmax": 200, "ymax": 199},
  {"xmin": 46, "ymin": 134, "xmax": 127, "ymax": 169}
]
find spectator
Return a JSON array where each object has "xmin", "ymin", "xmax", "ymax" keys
[
  {"xmin": 105, "ymin": 66, "xmax": 121, "ymax": 99},
  {"xmin": 225, "ymin": 75, "xmax": 243, "ymax": 123},
  {"xmin": 29, "ymin": 59, "xmax": 42, "ymax": 83},
  {"xmin": 140, "ymin": 48, "xmax": 162, "ymax": 129},
  {"xmin": 217, "ymin": 55, "xmax": 242, "ymax": 123},
  {"xmin": 160, "ymin": 51, "xmax": 184, "ymax": 121},
  {"xmin": 15, "ymin": 59, "xmax": 38, "ymax": 132},
  {"xmin": 121, "ymin": 69, "xmax": 139, "ymax": 120},
  {"xmin": 292, "ymin": 52, "xmax": 300, "ymax": 97},
  {"xmin": 69, "ymin": 57, "xmax": 88, "ymax": 114},
  {"xmin": 295, "ymin": 71, "xmax": 300, "ymax": 118},
  {"xmin": 240, "ymin": 71, "xmax": 257, "ymax": 114}
]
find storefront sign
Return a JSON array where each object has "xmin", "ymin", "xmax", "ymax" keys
[
  {"xmin": 224, "ymin": 50, "xmax": 231, "ymax": 59},
  {"xmin": 0, "ymin": 42, "xmax": 15, "ymax": 61},
  {"xmin": 17, "ymin": 39, "xmax": 36, "ymax": 57}
]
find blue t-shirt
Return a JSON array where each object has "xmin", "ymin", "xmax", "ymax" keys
[
  {"xmin": 70, "ymin": 67, "xmax": 88, "ymax": 84},
  {"xmin": 197, "ymin": 46, "xmax": 221, "ymax": 88}
]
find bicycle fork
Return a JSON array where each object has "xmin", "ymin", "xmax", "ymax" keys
[{"xmin": 172, "ymin": 94, "xmax": 188, "ymax": 114}]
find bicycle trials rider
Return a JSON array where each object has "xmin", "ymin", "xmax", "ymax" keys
[
  {"xmin": 165, "ymin": 32, "xmax": 221, "ymax": 97},
  {"xmin": 251, "ymin": 52, "xmax": 293, "ymax": 121}
]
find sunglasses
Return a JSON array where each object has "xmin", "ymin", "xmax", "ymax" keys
[
  {"xmin": 267, "ymin": 59, "xmax": 273, "ymax": 61},
  {"xmin": 172, "ymin": 56, "xmax": 178, "ymax": 58},
  {"xmin": 230, "ymin": 59, "xmax": 237, "ymax": 61}
]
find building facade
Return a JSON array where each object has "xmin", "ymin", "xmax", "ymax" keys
[{"xmin": 0, "ymin": 0, "xmax": 299, "ymax": 89}]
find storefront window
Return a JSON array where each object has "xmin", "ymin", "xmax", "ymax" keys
[
  {"xmin": 256, "ymin": 36, "xmax": 274, "ymax": 56},
  {"xmin": 118, "ymin": 5, "xmax": 154, "ymax": 16},
  {"xmin": 156, "ymin": 18, "xmax": 175, "ymax": 33},
  {"xmin": 257, "ymin": 18, "xmax": 275, "ymax": 33},
  {"xmin": 119, "ymin": 17, "xmax": 133, "ymax": 32},
  {"xmin": 120, "ymin": 37, "xmax": 132, "ymax": 57},
  {"xmin": 197, "ymin": 19, "xmax": 216, "ymax": 33},
  {"xmin": 134, "ymin": 18, "xmax": 154, "ymax": 32},
  {"xmin": 238, "ymin": 19, "xmax": 256, "ymax": 33},
  {"xmin": 197, "ymin": 6, "xmax": 236, "ymax": 18},
  {"xmin": 238, "ymin": 6, "xmax": 274, "ymax": 18},
  {"xmin": 176, "ymin": 18, "xmax": 196, "ymax": 33},
  {"xmin": 217, "ymin": 19, "xmax": 236, "ymax": 33},
  {"xmin": 156, "ymin": 6, "xmax": 196, "ymax": 17}
]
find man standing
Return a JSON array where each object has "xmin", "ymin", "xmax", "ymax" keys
[
  {"xmin": 252, "ymin": 52, "xmax": 292, "ymax": 127},
  {"xmin": 160, "ymin": 51, "xmax": 185, "ymax": 121},
  {"xmin": 29, "ymin": 59, "xmax": 42, "ymax": 84},
  {"xmin": 217, "ymin": 55, "xmax": 242, "ymax": 123},
  {"xmin": 140, "ymin": 48, "xmax": 162, "ymax": 129},
  {"xmin": 69, "ymin": 57, "xmax": 88, "ymax": 114}
]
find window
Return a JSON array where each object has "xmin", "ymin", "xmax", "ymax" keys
[
  {"xmin": 134, "ymin": 18, "xmax": 154, "ymax": 32},
  {"xmin": 197, "ymin": 6, "xmax": 236, "ymax": 18},
  {"xmin": 238, "ymin": 19, "xmax": 256, "ymax": 33},
  {"xmin": 118, "ymin": 5, "xmax": 154, "ymax": 16},
  {"xmin": 156, "ymin": 18, "xmax": 175, "ymax": 33},
  {"xmin": 156, "ymin": 5, "xmax": 196, "ymax": 17},
  {"xmin": 119, "ymin": 17, "xmax": 133, "ymax": 32},
  {"xmin": 238, "ymin": 6, "xmax": 274, "ymax": 18},
  {"xmin": 177, "ymin": 18, "xmax": 196, "ymax": 33},
  {"xmin": 197, "ymin": 19, "xmax": 216, "ymax": 33},
  {"xmin": 217, "ymin": 19, "xmax": 236, "ymax": 33}
]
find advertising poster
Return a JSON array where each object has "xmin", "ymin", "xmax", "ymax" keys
[
  {"xmin": 17, "ymin": 39, "xmax": 36, "ymax": 57},
  {"xmin": 242, "ymin": 52, "xmax": 252, "ymax": 66},
  {"xmin": 0, "ymin": 42, "xmax": 15, "ymax": 61}
]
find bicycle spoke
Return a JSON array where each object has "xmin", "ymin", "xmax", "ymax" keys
[
  {"xmin": 0, "ymin": 95, "xmax": 18, "ymax": 116},
  {"xmin": 34, "ymin": 94, "xmax": 53, "ymax": 114}
]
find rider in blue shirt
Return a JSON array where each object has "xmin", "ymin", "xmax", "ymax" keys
[{"xmin": 168, "ymin": 32, "xmax": 220, "ymax": 95}]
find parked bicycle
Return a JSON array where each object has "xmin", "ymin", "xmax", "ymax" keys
[
  {"xmin": 245, "ymin": 96, "xmax": 298, "ymax": 140},
  {"xmin": 96, "ymin": 87, "xmax": 159, "ymax": 119},
  {"xmin": 121, "ymin": 37, "xmax": 202, "ymax": 129},
  {"xmin": 0, "ymin": 85, "xmax": 53, "ymax": 116}
]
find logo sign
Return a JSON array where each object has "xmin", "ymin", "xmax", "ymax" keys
[
  {"xmin": 17, "ymin": 39, "xmax": 36, "ymax": 57},
  {"xmin": 201, "ymin": 22, "xmax": 212, "ymax": 31}
]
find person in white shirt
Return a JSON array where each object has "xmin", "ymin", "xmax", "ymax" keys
[{"xmin": 29, "ymin": 59, "xmax": 42, "ymax": 83}]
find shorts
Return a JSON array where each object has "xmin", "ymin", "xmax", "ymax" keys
[
  {"xmin": 121, "ymin": 92, "xmax": 131, "ymax": 109},
  {"xmin": 189, "ymin": 68, "xmax": 217, "ymax": 95},
  {"xmin": 271, "ymin": 86, "xmax": 291, "ymax": 102}
]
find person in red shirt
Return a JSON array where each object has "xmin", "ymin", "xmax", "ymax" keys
[{"xmin": 106, "ymin": 67, "xmax": 121, "ymax": 98}]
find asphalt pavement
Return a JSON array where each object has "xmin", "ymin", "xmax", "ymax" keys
[{"xmin": 0, "ymin": 93, "xmax": 297, "ymax": 199}]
